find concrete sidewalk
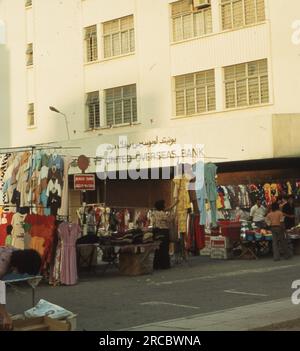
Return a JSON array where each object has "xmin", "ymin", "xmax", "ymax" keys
[{"xmin": 126, "ymin": 298, "xmax": 300, "ymax": 331}]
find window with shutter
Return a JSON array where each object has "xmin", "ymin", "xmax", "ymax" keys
[
  {"xmin": 85, "ymin": 25, "xmax": 98, "ymax": 62},
  {"xmin": 171, "ymin": 0, "xmax": 212, "ymax": 43},
  {"xmin": 102, "ymin": 15, "xmax": 135, "ymax": 59},
  {"xmin": 25, "ymin": 0, "xmax": 32, "ymax": 8},
  {"xmin": 27, "ymin": 103, "xmax": 35, "ymax": 127},
  {"xmin": 222, "ymin": 3, "xmax": 232, "ymax": 30},
  {"xmin": 244, "ymin": 0, "xmax": 256, "ymax": 25},
  {"xmin": 221, "ymin": 0, "xmax": 265, "ymax": 30},
  {"xmin": 256, "ymin": 0, "xmax": 266, "ymax": 22},
  {"xmin": 105, "ymin": 84, "xmax": 137, "ymax": 126},
  {"xmin": 26, "ymin": 43, "xmax": 33, "ymax": 66},
  {"xmin": 174, "ymin": 69, "xmax": 216, "ymax": 116},
  {"xmin": 233, "ymin": 0, "xmax": 244, "ymax": 28},
  {"xmin": 86, "ymin": 91, "xmax": 100, "ymax": 129},
  {"xmin": 224, "ymin": 59, "xmax": 269, "ymax": 108}
]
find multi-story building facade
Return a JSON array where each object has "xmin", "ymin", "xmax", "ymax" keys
[{"xmin": 1, "ymin": 0, "xmax": 300, "ymax": 166}]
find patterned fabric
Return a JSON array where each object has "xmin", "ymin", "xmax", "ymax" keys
[
  {"xmin": 152, "ymin": 210, "xmax": 172, "ymax": 230},
  {"xmin": 173, "ymin": 177, "xmax": 191, "ymax": 233},
  {"xmin": 58, "ymin": 223, "xmax": 81, "ymax": 286}
]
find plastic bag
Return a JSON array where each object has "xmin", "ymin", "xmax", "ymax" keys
[{"xmin": 24, "ymin": 299, "xmax": 73, "ymax": 320}]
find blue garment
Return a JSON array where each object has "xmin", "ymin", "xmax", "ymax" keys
[
  {"xmin": 48, "ymin": 155, "xmax": 64, "ymax": 172},
  {"xmin": 2, "ymin": 179, "xmax": 11, "ymax": 194},
  {"xmin": 34, "ymin": 151, "xmax": 42, "ymax": 171},
  {"xmin": 193, "ymin": 161, "xmax": 207, "ymax": 226},
  {"xmin": 204, "ymin": 163, "xmax": 218, "ymax": 201},
  {"xmin": 204, "ymin": 163, "xmax": 218, "ymax": 227},
  {"xmin": 41, "ymin": 152, "xmax": 49, "ymax": 168},
  {"xmin": 40, "ymin": 190, "xmax": 51, "ymax": 216}
]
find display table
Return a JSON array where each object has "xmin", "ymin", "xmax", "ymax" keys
[
  {"xmin": 77, "ymin": 242, "xmax": 161, "ymax": 276},
  {"xmin": 3, "ymin": 275, "xmax": 43, "ymax": 307},
  {"xmin": 118, "ymin": 242, "xmax": 161, "ymax": 276}
]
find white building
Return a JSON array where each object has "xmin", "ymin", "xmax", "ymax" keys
[{"xmin": 1, "ymin": 0, "xmax": 300, "ymax": 163}]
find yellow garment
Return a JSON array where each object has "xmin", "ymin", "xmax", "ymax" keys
[
  {"xmin": 216, "ymin": 195, "xmax": 223, "ymax": 210},
  {"xmin": 30, "ymin": 237, "xmax": 45, "ymax": 257},
  {"xmin": 173, "ymin": 177, "xmax": 191, "ymax": 233},
  {"xmin": 270, "ymin": 183, "xmax": 278, "ymax": 197},
  {"xmin": 205, "ymin": 201, "xmax": 211, "ymax": 211},
  {"xmin": 263, "ymin": 183, "xmax": 271, "ymax": 196},
  {"xmin": 287, "ymin": 182, "xmax": 292, "ymax": 195}
]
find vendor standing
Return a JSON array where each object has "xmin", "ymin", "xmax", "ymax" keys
[
  {"xmin": 282, "ymin": 196, "xmax": 295, "ymax": 230},
  {"xmin": 152, "ymin": 200, "xmax": 176, "ymax": 270},
  {"xmin": 250, "ymin": 199, "xmax": 267, "ymax": 228}
]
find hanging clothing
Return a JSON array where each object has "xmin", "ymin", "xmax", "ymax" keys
[
  {"xmin": 204, "ymin": 163, "xmax": 218, "ymax": 227},
  {"xmin": 58, "ymin": 222, "xmax": 81, "ymax": 285},
  {"xmin": 11, "ymin": 212, "xmax": 27, "ymax": 250},
  {"xmin": 193, "ymin": 161, "xmax": 207, "ymax": 226},
  {"xmin": 187, "ymin": 214, "xmax": 205, "ymax": 254},
  {"xmin": 58, "ymin": 156, "xmax": 71, "ymax": 217},
  {"xmin": 47, "ymin": 179, "xmax": 62, "ymax": 216},
  {"xmin": 173, "ymin": 176, "xmax": 191, "ymax": 233},
  {"xmin": 221, "ymin": 186, "xmax": 232, "ymax": 210},
  {"xmin": 48, "ymin": 154, "xmax": 64, "ymax": 175},
  {"xmin": 30, "ymin": 236, "xmax": 46, "ymax": 257}
]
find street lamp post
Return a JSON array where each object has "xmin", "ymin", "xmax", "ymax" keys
[{"xmin": 49, "ymin": 106, "xmax": 70, "ymax": 141}]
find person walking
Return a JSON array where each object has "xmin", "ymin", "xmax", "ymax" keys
[{"xmin": 265, "ymin": 202, "xmax": 291, "ymax": 261}]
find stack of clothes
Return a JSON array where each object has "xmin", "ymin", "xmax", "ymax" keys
[
  {"xmin": 99, "ymin": 229, "xmax": 154, "ymax": 246},
  {"xmin": 286, "ymin": 225, "xmax": 300, "ymax": 239}
]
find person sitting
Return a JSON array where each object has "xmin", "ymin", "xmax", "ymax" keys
[{"xmin": 0, "ymin": 249, "xmax": 41, "ymax": 330}]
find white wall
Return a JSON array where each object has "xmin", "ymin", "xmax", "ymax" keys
[
  {"xmin": 0, "ymin": 0, "xmax": 11, "ymax": 147},
  {"xmin": 0, "ymin": 0, "xmax": 299, "ymax": 162}
]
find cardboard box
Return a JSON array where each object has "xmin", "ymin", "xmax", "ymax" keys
[
  {"xmin": 119, "ymin": 251, "xmax": 155, "ymax": 276},
  {"xmin": 210, "ymin": 248, "xmax": 233, "ymax": 260},
  {"xmin": 13, "ymin": 316, "xmax": 74, "ymax": 331},
  {"xmin": 11, "ymin": 313, "xmax": 77, "ymax": 332},
  {"xmin": 211, "ymin": 236, "xmax": 233, "ymax": 249},
  {"xmin": 200, "ymin": 236, "xmax": 211, "ymax": 256}
]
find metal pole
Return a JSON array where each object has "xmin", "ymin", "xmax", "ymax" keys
[{"xmin": 61, "ymin": 113, "xmax": 70, "ymax": 141}]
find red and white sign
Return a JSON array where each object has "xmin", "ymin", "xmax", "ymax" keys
[{"xmin": 74, "ymin": 174, "xmax": 96, "ymax": 191}]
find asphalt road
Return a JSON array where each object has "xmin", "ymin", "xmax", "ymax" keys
[{"xmin": 6, "ymin": 255, "xmax": 300, "ymax": 331}]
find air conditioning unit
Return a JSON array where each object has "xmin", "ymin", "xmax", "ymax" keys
[{"xmin": 193, "ymin": 0, "xmax": 211, "ymax": 9}]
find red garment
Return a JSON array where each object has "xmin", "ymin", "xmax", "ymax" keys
[
  {"xmin": 186, "ymin": 214, "xmax": 205, "ymax": 251},
  {"xmin": 193, "ymin": 214, "xmax": 205, "ymax": 250},
  {"xmin": 0, "ymin": 227, "xmax": 6, "ymax": 246},
  {"xmin": 26, "ymin": 217, "xmax": 56, "ymax": 275},
  {"xmin": 0, "ymin": 212, "xmax": 14, "ymax": 246},
  {"xmin": 25, "ymin": 214, "xmax": 55, "ymax": 226}
]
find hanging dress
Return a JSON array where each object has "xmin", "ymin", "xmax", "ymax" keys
[{"xmin": 58, "ymin": 222, "xmax": 81, "ymax": 285}]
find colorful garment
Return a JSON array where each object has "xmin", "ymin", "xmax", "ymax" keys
[
  {"xmin": 58, "ymin": 222, "xmax": 81, "ymax": 285},
  {"xmin": 11, "ymin": 213, "xmax": 27, "ymax": 250},
  {"xmin": 30, "ymin": 236, "xmax": 46, "ymax": 257},
  {"xmin": 173, "ymin": 176, "xmax": 191, "ymax": 233}
]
